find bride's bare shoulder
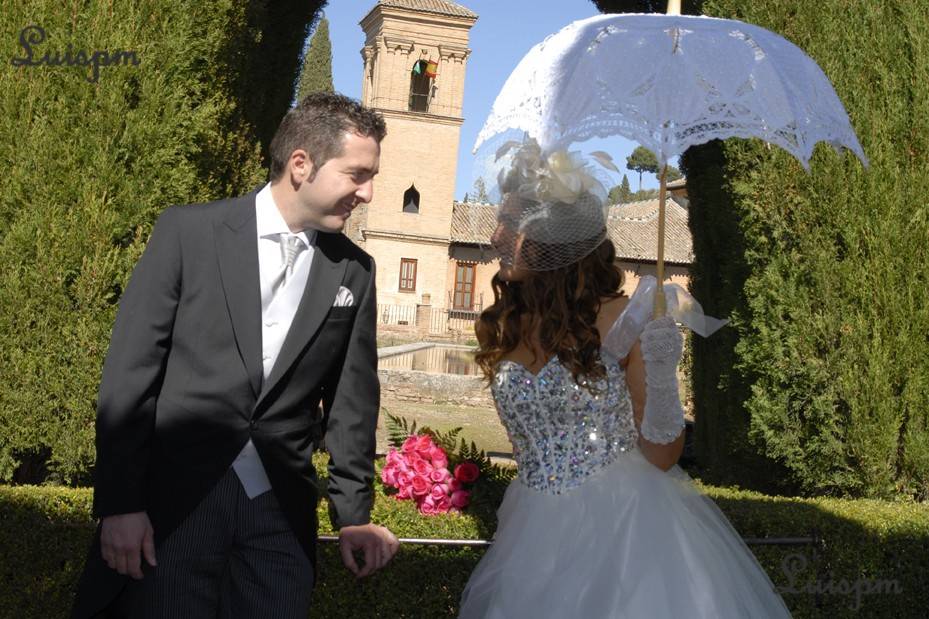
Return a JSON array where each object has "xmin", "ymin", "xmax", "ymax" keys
[{"xmin": 597, "ymin": 294, "xmax": 630, "ymax": 333}]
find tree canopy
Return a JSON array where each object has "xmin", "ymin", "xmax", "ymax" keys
[
  {"xmin": 626, "ymin": 146, "xmax": 659, "ymax": 190},
  {"xmin": 296, "ymin": 16, "xmax": 333, "ymax": 101},
  {"xmin": 608, "ymin": 174, "xmax": 633, "ymax": 203},
  {"xmin": 624, "ymin": 146, "xmax": 683, "ymax": 189},
  {"xmin": 471, "ymin": 177, "xmax": 490, "ymax": 203}
]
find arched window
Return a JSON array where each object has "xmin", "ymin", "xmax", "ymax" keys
[
  {"xmin": 409, "ymin": 59, "xmax": 435, "ymax": 112},
  {"xmin": 403, "ymin": 184, "xmax": 420, "ymax": 213}
]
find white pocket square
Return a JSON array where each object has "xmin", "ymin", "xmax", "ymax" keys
[{"xmin": 333, "ymin": 286, "xmax": 354, "ymax": 307}]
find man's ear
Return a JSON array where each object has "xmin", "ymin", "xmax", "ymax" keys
[{"xmin": 290, "ymin": 148, "xmax": 316, "ymax": 183}]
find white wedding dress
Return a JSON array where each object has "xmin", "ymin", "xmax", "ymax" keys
[{"xmin": 458, "ymin": 280, "xmax": 791, "ymax": 618}]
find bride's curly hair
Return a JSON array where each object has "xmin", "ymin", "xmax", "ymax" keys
[{"xmin": 475, "ymin": 239, "xmax": 624, "ymax": 387}]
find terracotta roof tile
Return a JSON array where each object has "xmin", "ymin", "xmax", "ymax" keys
[
  {"xmin": 608, "ymin": 197, "xmax": 693, "ymax": 264},
  {"xmin": 450, "ymin": 198, "xmax": 693, "ymax": 265},
  {"xmin": 377, "ymin": 0, "xmax": 477, "ymax": 19},
  {"xmin": 451, "ymin": 201, "xmax": 497, "ymax": 243}
]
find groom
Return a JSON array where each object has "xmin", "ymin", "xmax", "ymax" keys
[{"xmin": 72, "ymin": 92, "xmax": 398, "ymax": 618}]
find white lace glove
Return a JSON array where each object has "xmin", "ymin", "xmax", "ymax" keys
[{"xmin": 639, "ymin": 315, "xmax": 685, "ymax": 444}]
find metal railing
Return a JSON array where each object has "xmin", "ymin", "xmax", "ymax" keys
[
  {"xmin": 428, "ymin": 308, "xmax": 478, "ymax": 336},
  {"xmin": 377, "ymin": 303, "xmax": 417, "ymax": 326}
]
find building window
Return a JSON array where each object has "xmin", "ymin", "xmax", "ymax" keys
[
  {"xmin": 453, "ymin": 262, "xmax": 476, "ymax": 310},
  {"xmin": 409, "ymin": 59, "xmax": 435, "ymax": 112},
  {"xmin": 403, "ymin": 184, "xmax": 420, "ymax": 213},
  {"xmin": 399, "ymin": 258, "xmax": 417, "ymax": 292}
]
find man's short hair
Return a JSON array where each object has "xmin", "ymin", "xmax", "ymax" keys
[{"xmin": 269, "ymin": 92, "xmax": 387, "ymax": 180}]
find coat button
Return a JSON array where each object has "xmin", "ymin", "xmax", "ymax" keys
[{"xmin": 250, "ymin": 420, "xmax": 258, "ymax": 430}]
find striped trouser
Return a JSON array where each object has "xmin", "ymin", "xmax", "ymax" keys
[{"xmin": 125, "ymin": 468, "xmax": 313, "ymax": 618}]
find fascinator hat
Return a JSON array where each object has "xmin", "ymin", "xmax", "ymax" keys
[
  {"xmin": 479, "ymin": 134, "xmax": 729, "ymax": 337},
  {"xmin": 488, "ymin": 136, "xmax": 619, "ymax": 272}
]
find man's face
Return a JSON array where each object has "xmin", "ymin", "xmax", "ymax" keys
[{"xmin": 297, "ymin": 131, "xmax": 380, "ymax": 233}]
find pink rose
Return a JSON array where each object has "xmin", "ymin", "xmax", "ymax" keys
[
  {"xmin": 430, "ymin": 483, "xmax": 447, "ymax": 500},
  {"xmin": 388, "ymin": 450, "xmax": 409, "ymax": 472},
  {"xmin": 397, "ymin": 471, "xmax": 413, "ymax": 488},
  {"xmin": 454, "ymin": 462, "xmax": 480, "ymax": 483},
  {"xmin": 435, "ymin": 494, "xmax": 452, "ymax": 513},
  {"xmin": 411, "ymin": 474, "xmax": 431, "ymax": 497},
  {"xmin": 450, "ymin": 489, "xmax": 471, "ymax": 509},
  {"xmin": 429, "ymin": 467, "xmax": 449, "ymax": 483},
  {"xmin": 412, "ymin": 458, "xmax": 432, "ymax": 476},
  {"xmin": 420, "ymin": 494, "xmax": 437, "ymax": 515},
  {"xmin": 402, "ymin": 436, "xmax": 418, "ymax": 453},
  {"xmin": 428, "ymin": 447, "xmax": 448, "ymax": 469},
  {"xmin": 397, "ymin": 484, "xmax": 412, "ymax": 500},
  {"xmin": 381, "ymin": 465, "xmax": 398, "ymax": 487},
  {"xmin": 415, "ymin": 436, "xmax": 434, "ymax": 457}
]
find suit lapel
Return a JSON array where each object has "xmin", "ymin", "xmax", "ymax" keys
[
  {"xmin": 257, "ymin": 232, "xmax": 347, "ymax": 406},
  {"xmin": 214, "ymin": 193, "xmax": 263, "ymax": 398}
]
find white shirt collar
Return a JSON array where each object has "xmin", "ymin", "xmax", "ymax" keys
[{"xmin": 255, "ymin": 183, "xmax": 316, "ymax": 247}]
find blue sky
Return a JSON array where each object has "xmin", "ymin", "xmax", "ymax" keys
[{"xmin": 323, "ymin": 0, "xmax": 666, "ymax": 201}]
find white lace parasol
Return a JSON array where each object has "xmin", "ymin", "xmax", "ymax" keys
[
  {"xmin": 474, "ymin": 3, "xmax": 868, "ymax": 316},
  {"xmin": 474, "ymin": 12, "xmax": 867, "ymax": 169}
]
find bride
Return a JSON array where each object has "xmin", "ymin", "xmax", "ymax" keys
[{"xmin": 457, "ymin": 141, "xmax": 791, "ymax": 618}]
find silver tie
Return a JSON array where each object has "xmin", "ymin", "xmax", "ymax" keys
[{"xmin": 274, "ymin": 234, "xmax": 305, "ymax": 293}]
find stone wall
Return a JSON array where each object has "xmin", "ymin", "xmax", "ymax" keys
[{"xmin": 378, "ymin": 368, "xmax": 492, "ymax": 407}]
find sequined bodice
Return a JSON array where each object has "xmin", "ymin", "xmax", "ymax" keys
[{"xmin": 493, "ymin": 352, "xmax": 639, "ymax": 494}]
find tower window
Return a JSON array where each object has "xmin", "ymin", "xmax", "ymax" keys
[
  {"xmin": 409, "ymin": 59, "xmax": 435, "ymax": 112},
  {"xmin": 403, "ymin": 184, "xmax": 420, "ymax": 213}
]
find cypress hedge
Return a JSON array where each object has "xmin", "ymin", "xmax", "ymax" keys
[
  {"xmin": 2, "ymin": 455, "xmax": 927, "ymax": 618},
  {"xmin": 678, "ymin": 0, "xmax": 929, "ymax": 500},
  {"xmin": 0, "ymin": 0, "xmax": 324, "ymax": 485}
]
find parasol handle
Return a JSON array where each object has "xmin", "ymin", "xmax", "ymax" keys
[
  {"xmin": 666, "ymin": 0, "xmax": 682, "ymax": 15},
  {"xmin": 653, "ymin": 164, "xmax": 668, "ymax": 318}
]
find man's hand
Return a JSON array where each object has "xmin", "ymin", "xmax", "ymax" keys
[
  {"xmin": 338, "ymin": 524, "xmax": 400, "ymax": 578},
  {"xmin": 100, "ymin": 512, "xmax": 157, "ymax": 579}
]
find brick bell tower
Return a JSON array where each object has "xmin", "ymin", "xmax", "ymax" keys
[{"xmin": 350, "ymin": 0, "xmax": 477, "ymax": 307}]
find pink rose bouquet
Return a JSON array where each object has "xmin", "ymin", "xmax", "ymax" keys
[{"xmin": 380, "ymin": 433, "xmax": 478, "ymax": 515}]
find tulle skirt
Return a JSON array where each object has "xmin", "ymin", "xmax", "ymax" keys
[{"xmin": 459, "ymin": 448, "xmax": 791, "ymax": 618}]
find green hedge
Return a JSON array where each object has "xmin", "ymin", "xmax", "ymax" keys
[
  {"xmin": 2, "ymin": 457, "xmax": 927, "ymax": 618},
  {"xmin": 0, "ymin": 0, "xmax": 323, "ymax": 485},
  {"xmin": 673, "ymin": 0, "xmax": 929, "ymax": 499}
]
